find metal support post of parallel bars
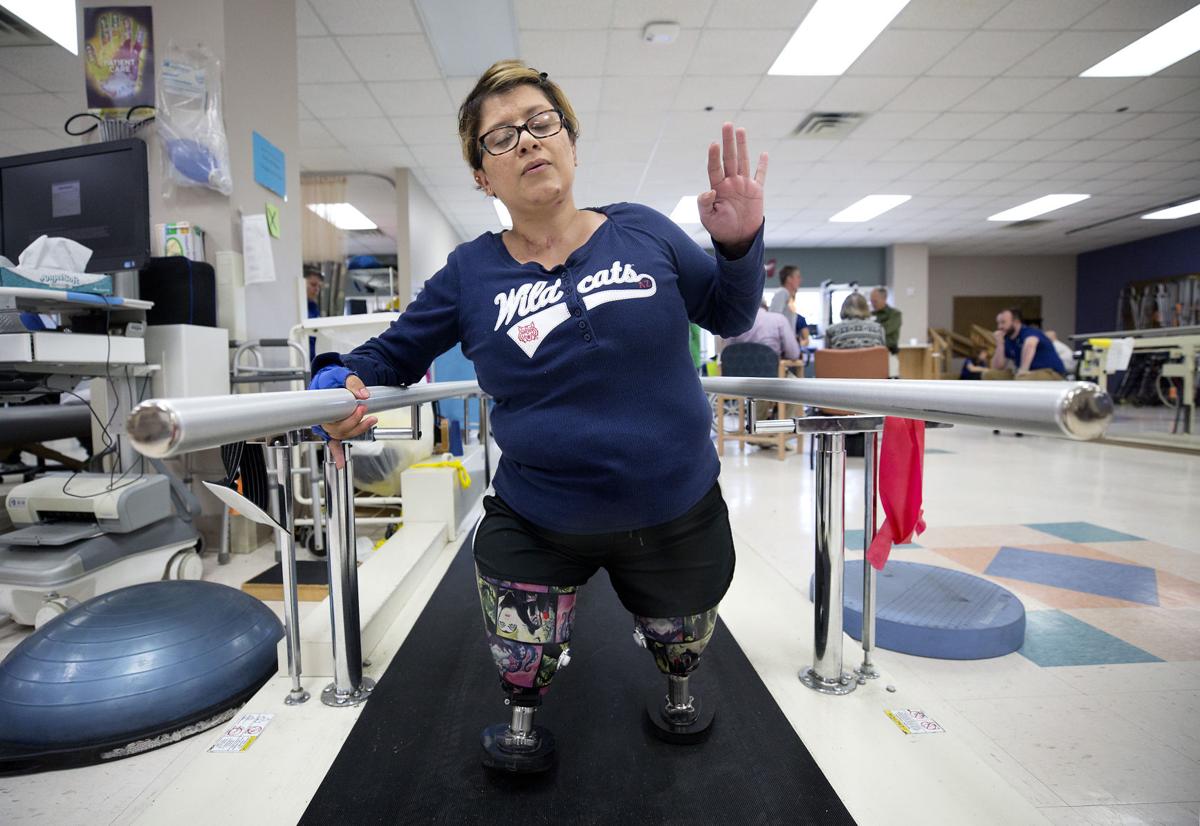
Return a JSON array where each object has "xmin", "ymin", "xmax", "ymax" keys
[{"xmin": 321, "ymin": 441, "xmax": 375, "ymax": 707}]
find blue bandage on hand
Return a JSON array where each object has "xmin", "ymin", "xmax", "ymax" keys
[{"xmin": 308, "ymin": 365, "xmax": 358, "ymax": 441}]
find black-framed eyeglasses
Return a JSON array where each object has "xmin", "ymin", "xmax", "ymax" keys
[{"xmin": 478, "ymin": 109, "xmax": 564, "ymax": 156}]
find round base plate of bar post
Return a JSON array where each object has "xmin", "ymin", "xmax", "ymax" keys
[
  {"xmin": 799, "ymin": 668, "xmax": 858, "ymax": 696},
  {"xmin": 644, "ymin": 688, "xmax": 715, "ymax": 744},
  {"xmin": 480, "ymin": 724, "xmax": 556, "ymax": 773},
  {"xmin": 854, "ymin": 662, "xmax": 880, "ymax": 683},
  {"xmin": 284, "ymin": 688, "xmax": 311, "ymax": 705},
  {"xmin": 320, "ymin": 676, "xmax": 375, "ymax": 707}
]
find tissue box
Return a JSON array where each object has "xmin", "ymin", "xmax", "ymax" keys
[
  {"xmin": 153, "ymin": 222, "xmax": 206, "ymax": 262},
  {"xmin": 0, "ymin": 266, "xmax": 112, "ymax": 294}
]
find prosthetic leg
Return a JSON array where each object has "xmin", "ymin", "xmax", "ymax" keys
[
  {"xmin": 476, "ymin": 571, "xmax": 576, "ymax": 773},
  {"xmin": 635, "ymin": 607, "xmax": 719, "ymax": 744}
]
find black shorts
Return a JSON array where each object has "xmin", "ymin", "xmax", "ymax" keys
[{"xmin": 472, "ymin": 481, "xmax": 736, "ymax": 618}]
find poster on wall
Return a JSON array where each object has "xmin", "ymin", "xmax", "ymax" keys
[{"xmin": 82, "ymin": 7, "xmax": 155, "ymax": 115}]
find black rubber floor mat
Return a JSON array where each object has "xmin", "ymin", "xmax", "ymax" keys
[{"xmin": 302, "ymin": 532, "xmax": 855, "ymax": 826}]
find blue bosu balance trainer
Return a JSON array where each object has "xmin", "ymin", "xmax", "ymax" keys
[
  {"xmin": 809, "ymin": 560, "xmax": 1026, "ymax": 660},
  {"xmin": 0, "ymin": 580, "xmax": 283, "ymax": 774}
]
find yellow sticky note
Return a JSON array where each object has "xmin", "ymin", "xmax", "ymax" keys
[{"xmin": 265, "ymin": 203, "xmax": 281, "ymax": 238}]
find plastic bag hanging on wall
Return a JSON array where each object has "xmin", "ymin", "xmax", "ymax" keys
[{"xmin": 156, "ymin": 42, "xmax": 233, "ymax": 197}]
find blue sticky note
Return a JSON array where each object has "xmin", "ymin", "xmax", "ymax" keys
[{"xmin": 252, "ymin": 131, "xmax": 286, "ymax": 198}]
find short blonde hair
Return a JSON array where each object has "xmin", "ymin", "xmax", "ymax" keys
[
  {"xmin": 841, "ymin": 292, "xmax": 871, "ymax": 320},
  {"xmin": 457, "ymin": 60, "xmax": 581, "ymax": 171}
]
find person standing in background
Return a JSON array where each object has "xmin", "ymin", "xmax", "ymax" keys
[
  {"xmin": 869, "ymin": 287, "xmax": 901, "ymax": 354},
  {"xmin": 769, "ymin": 265, "xmax": 810, "ymax": 347}
]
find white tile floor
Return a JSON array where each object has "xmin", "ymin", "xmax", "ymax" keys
[{"xmin": 2, "ymin": 424, "xmax": 1199, "ymax": 825}]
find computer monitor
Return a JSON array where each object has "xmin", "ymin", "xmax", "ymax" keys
[{"xmin": 0, "ymin": 138, "xmax": 150, "ymax": 273}]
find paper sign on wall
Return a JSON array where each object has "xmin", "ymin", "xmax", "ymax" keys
[
  {"xmin": 252, "ymin": 131, "xmax": 286, "ymax": 198},
  {"xmin": 242, "ymin": 213, "xmax": 276, "ymax": 284},
  {"xmin": 265, "ymin": 203, "xmax": 280, "ymax": 238}
]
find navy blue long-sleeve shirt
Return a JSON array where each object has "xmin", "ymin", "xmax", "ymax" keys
[{"xmin": 314, "ymin": 202, "xmax": 764, "ymax": 533}]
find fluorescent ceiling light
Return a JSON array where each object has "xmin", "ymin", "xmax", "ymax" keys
[
  {"xmin": 492, "ymin": 198, "xmax": 512, "ymax": 229},
  {"xmin": 1081, "ymin": 5, "xmax": 1200, "ymax": 77},
  {"xmin": 768, "ymin": 0, "xmax": 911, "ymax": 76},
  {"xmin": 306, "ymin": 203, "xmax": 377, "ymax": 230},
  {"xmin": 1142, "ymin": 198, "xmax": 1200, "ymax": 220},
  {"xmin": 829, "ymin": 194, "xmax": 911, "ymax": 223},
  {"xmin": 669, "ymin": 196, "xmax": 701, "ymax": 225},
  {"xmin": 987, "ymin": 194, "xmax": 1090, "ymax": 222},
  {"xmin": 2, "ymin": 0, "xmax": 78, "ymax": 54}
]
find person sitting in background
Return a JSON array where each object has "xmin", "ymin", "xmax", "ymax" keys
[
  {"xmin": 825, "ymin": 293, "xmax": 886, "ymax": 350},
  {"xmin": 725, "ymin": 301, "xmax": 800, "ymax": 360},
  {"xmin": 986, "ymin": 308, "xmax": 1065, "ymax": 380},
  {"xmin": 869, "ymin": 287, "xmax": 901, "ymax": 354},
  {"xmin": 1045, "ymin": 331, "xmax": 1076, "ymax": 376},
  {"xmin": 769, "ymin": 265, "xmax": 810, "ymax": 347},
  {"xmin": 960, "ymin": 348, "xmax": 989, "ymax": 380},
  {"xmin": 304, "ymin": 268, "xmax": 325, "ymax": 360}
]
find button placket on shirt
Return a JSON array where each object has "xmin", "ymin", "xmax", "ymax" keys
[{"xmin": 560, "ymin": 270, "xmax": 594, "ymax": 344}]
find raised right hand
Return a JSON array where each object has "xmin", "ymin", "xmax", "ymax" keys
[{"xmin": 321, "ymin": 374, "xmax": 377, "ymax": 468}]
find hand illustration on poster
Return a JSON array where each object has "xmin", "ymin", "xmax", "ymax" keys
[{"xmin": 83, "ymin": 7, "xmax": 155, "ymax": 115}]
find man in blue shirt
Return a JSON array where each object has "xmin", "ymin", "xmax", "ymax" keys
[{"xmin": 987, "ymin": 308, "xmax": 1065, "ymax": 380}]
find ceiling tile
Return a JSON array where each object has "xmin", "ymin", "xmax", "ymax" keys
[
  {"xmin": 952, "ymin": 77, "xmax": 1064, "ymax": 112},
  {"xmin": 936, "ymin": 140, "xmax": 1017, "ymax": 161},
  {"xmin": 673, "ymin": 75, "xmax": 758, "ymax": 111},
  {"xmin": 742, "ymin": 76, "xmax": 835, "ymax": 111},
  {"xmin": 589, "ymin": 138, "xmax": 659, "ymax": 164},
  {"xmin": 1090, "ymin": 77, "xmax": 1200, "ymax": 113},
  {"xmin": 1007, "ymin": 160, "xmax": 1081, "ymax": 180},
  {"xmin": 927, "ymin": 31, "xmax": 1057, "ymax": 77},
  {"xmin": 604, "ymin": 29, "xmax": 700, "ymax": 76},
  {"xmin": 352, "ymin": 145, "xmax": 418, "ymax": 173},
  {"xmin": 338, "ymin": 35, "xmax": 441, "ymax": 81},
  {"xmin": 1022, "ymin": 78, "xmax": 1137, "ymax": 112},
  {"xmin": 704, "ymin": 0, "xmax": 814, "ymax": 28},
  {"xmin": 301, "ymin": 83, "xmax": 384, "ymax": 118},
  {"xmin": 891, "ymin": 0, "xmax": 1009, "ymax": 29},
  {"xmin": 368, "ymin": 80, "xmax": 457, "ymax": 116},
  {"xmin": 298, "ymin": 147, "xmax": 362, "ymax": 170},
  {"xmin": 599, "ymin": 76, "xmax": 681, "ymax": 111},
  {"xmin": 592, "ymin": 108, "xmax": 671, "ymax": 140},
  {"xmin": 885, "ymin": 77, "xmax": 987, "ymax": 112},
  {"xmin": 732, "ymin": 110, "xmax": 808, "ymax": 140},
  {"xmin": 521, "ymin": 30, "xmax": 611, "ymax": 77},
  {"xmin": 908, "ymin": 161, "xmax": 977, "ymax": 180},
  {"xmin": 1038, "ymin": 112, "xmax": 1134, "ymax": 140},
  {"xmin": 1072, "ymin": 0, "xmax": 1197, "ymax": 30},
  {"xmin": 822, "ymin": 140, "xmax": 898, "ymax": 162},
  {"xmin": 300, "ymin": 120, "xmax": 340, "ymax": 148},
  {"xmin": 1042, "ymin": 140, "xmax": 1125, "ymax": 161},
  {"xmin": 983, "ymin": 0, "xmax": 1105, "ymax": 28},
  {"xmin": 877, "ymin": 139, "xmax": 958, "ymax": 162},
  {"xmin": 1154, "ymin": 88, "xmax": 1200, "ymax": 113},
  {"xmin": 982, "ymin": 112, "xmax": 1070, "ymax": 140},
  {"xmin": 410, "ymin": 141, "xmax": 468, "ymax": 168},
  {"xmin": 308, "ymin": 0, "xmax": 422, "ymax": 34},
  {"xmin": 849, "ymin": 111, "xmax": 940, "ymax": 141},
  {"xmin": 913, "ymin": 112, "xmax": 1004, "ymax": 140},
  {"xmin": 845, "ymin": 29, "xmax": 969, "ymax": 76},
  {"xmin": 685, "ymin": 29, "xmax": 792, "ymax": 77},
  {"xmin": 515, "ymin": 0, "xmax": 614, "ymax": 28},
  {"xmin": 1150, "ymin": 140, "xmax": 1200, "ymax": 162},
  {"xmin": 1158, "ymin": 117, "xmax": 1200, "ymax": 139},
  {"xmin": 989, "ymin": 140, "xmax": 1076, "ymax": 161},
  {"xmin": 297, "ymin": 1, "xmax": 327, "ymax": 36},
  {"xmin": 612, "ymin": 0, "xmax": 713, "ymax": 28},
  {"xmin": 1159, "ymin": 50, "xmax": 1200, "ymax": 78},
  {"xmin": 323, "ymin": 117, "xmax": 403, "ymax": 145},
  {"xmin": 297, "ymin": 37, "xmax": 360, "ymax": 84},
  {"xmin": 816, "ymin": 77, "xmax": 915, "ymax": 112},
  {"xmin": 765, "ymin": 140, "xmax": 837, "ymax": 165},
  {"xmin": 959, "ymin": 160, "xmax": 1026, "ymax": 180},
  {"xmin": 1096, "ymin": 112, "xmax": 1196, "ymax": 140},
  {"xmin": 390, "ymin": 114, "xmax": 459, "ymax": 145},
  {"xmin": 1004, "ymin": 31, "xmax": 1140, "ymax": 77}
]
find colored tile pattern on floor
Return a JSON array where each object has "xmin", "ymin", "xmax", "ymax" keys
[
  {"xmin": 1019, "ymin": 610, "xmax": 1163, "ymax": 667},
  {"xmin": 1025, "ymin": 522, "xmax": 1144, "ymax": 543},
  {"xmin": 985, "ymin": 546, "xmax": 1160, "ymax": 606},
  {"xmin": 844, "ymin": 528, "xmax": 921, "ymax": 551}
]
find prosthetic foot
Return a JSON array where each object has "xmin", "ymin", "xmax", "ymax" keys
[
  {"xmin": 481, "ymin": 701, "xmax": 556, "ymax": 773},
  {"xmin": 645, "ymin": 674, "xmax": 714, "ymax": 744}
]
